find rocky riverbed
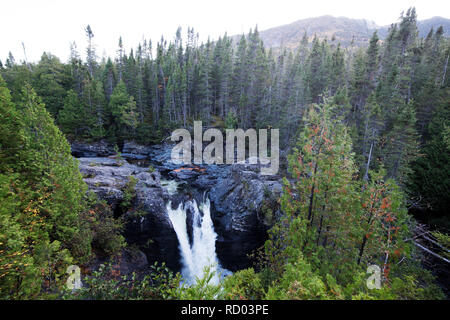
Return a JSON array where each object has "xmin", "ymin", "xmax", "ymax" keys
[{"xmin": 74, "ymin": 141, "xmax": 283, "ymax": 273}]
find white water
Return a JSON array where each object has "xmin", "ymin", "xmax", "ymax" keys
[
  {"xmin": 167, "ymin": 197, "xmax": 229, "ymax": 285},
  {"xmin": 160, "ymin": 179, "xmax": 181, "ymax": 195}
]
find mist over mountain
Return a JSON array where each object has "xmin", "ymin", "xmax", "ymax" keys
[{"xmin": 245, "ymin": 15, "xmax": 450, "ymax": 48}]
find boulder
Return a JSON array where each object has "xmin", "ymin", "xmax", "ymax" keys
[
  {"xmin": 169, "ymin": 167, "xmax": 201, "ymax": 180},
  {"xmin": 135, "ymin": 171, "xmax": 161, "ymax": 188},
  {"xmin": 78, "ymin": 157, "xmax": 146, "ymax": 207}
]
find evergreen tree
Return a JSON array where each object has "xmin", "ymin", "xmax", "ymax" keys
[
  {"xmin": 85, "ymin": 25, "xmax": 97, "ymax": 78},
  {"xmin": 409, "ymin": 93, "xmax": 450, "ymax": 227},
  {"xmin": 109, "ymin": 80, "xmax": 138, "ymax": 142},
  {"xmin": 32, "ymin": 53, "xmax": 69, "ymax": 117},
  {"xmin": 0, "ymin": 78, "xmax": 88, "ymax": 298},
  {"xmin": 58, "ymin": 89, "xmax": 86, "ymax": 138}
]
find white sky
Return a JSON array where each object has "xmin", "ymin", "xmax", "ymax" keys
[{"xmin": 1, "ymin": 0, "xmax": 449, "ymax": 63}]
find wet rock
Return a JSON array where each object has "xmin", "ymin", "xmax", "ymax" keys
[
  {"xmin": 148, "ymin": 144, "xmax": 179, "ymax": 171},
  {"xmin": 169, "ymin": 167, "xmax": 201, "ymax": 180},
  {"xmin": 122, "ymin": 141, "xmax": 152, "ymax": 160},
  {"xmin": 135, "ymin": 171, "xmax": 161, "ymax": 188},
  {"xmin": 210, "ymin": 176, "xmax": 282, "ymax": 232},
  {"xmin": 121, "ymin": 153, "xmax": 148, "ymax": 160}
]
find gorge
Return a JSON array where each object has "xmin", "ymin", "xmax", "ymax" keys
[{"xmin": 74, "ymin": 141, "xmax": 283, "ymax": 280}]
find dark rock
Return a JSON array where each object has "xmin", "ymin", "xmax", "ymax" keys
[
  {"xmin": 192, "ymin": 175, "xmax": 219, "ymax": 189},
  {"xmin": 78, "ymin": 155, "xmax": 181, "ymax": 270},
  {"xmin": 118, "ymin": 248, "xmax": 148, "ymax": 275},
  {"xmin": 87, "ymin": 248, "xmax": 149, "ymax": 277},
  {"xmin": 124, "ymin": 190, "xmax": 180, "ymax": 270},
  {"xmin": 148, "ymin": 144, "xmax": 176, "ymax": 167},
  {"xmin": 71, "ymin": 141, "xmax": 115, "ymax": 157},
  {"xmin": 121, "ymin": 153, "xmax": 148, "ymax": 160},
  {"xmin": 208, "ymin": 162, "xmax": 283, "ymax": 271},
  {"xmin": 78, "ymin": 157, "xmax": 147, "ymax": 208},
  {"xmin": 169, "ymin": 168, "xmax": 201, "ymax": 180},
  {"xmin": 144, "ymin": 146, "xmax": 284, "ymax": 272},
  {"xmin": 77, "ymin": 143, "xmax": 284, "ymax": 274},
  {"xmin": 122, "ymin": 141, "xmax": 152, "ymax": 156},
  {"xmin": 135, "ymin": 171, "xmax": 161, "ymax": 188}
]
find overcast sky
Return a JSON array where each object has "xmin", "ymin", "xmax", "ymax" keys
[{"xmin": 1, "ymin": 0, "xmax": 449, "ymax": 63}]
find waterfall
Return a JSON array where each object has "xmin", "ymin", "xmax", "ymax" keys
[{"xmin": 167, "ymin": 197, "xmax": 229, "ymax": 285}]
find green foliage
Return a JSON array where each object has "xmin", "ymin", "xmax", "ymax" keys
[
  {"xmin": 0, "ymin": 78, "xmax": 88, "ymax": 298},
  {"xmin": 265, "ymin": 255, "xmax": 337, "ymax": 300},
  {"xmin": 18, "ymin": 84, "xmax": 87, "ymax": 244},
  {"xmin": 0, "ymin": 75, "xmax": 22, "ymax": 170},
  {"xmin": 173, "ymin": 266, "xmax": 224, "ymax": 300},
  {"xmin": 0, "ymin": 78, "xmax": 125, "ymax": 299},
  {"xmin": 63, "ymin": 262, "xmax": 181, "ymax": 300},
  {"xmin": 32, "ymin": 53, "xmax": 70, "ymax": 118},
  {"xmin": 222, "ymin": 268, "xmax": 264, "ymax": 300},
  {"xmin": 109, "ymin": 80, "xmax": 138, "ymax": 142},
  {"xmin": 120, "ymin": 176, "xmax": 138, "ymax": 212},
  {"xmin": 261, "ymin": 100, "xmax": 444, "ymax": 300},
  {"xmin": 0, "ymin": 8, "xmax": 448, "ymax": 299},
  {"xmin": 409, "ymin": 95, "xmax": 450, "ymax": 226},
  {"xmin": 430, "ymin": 231, "xmax": 450, "ymax": 260},
  {"xmin": 58, "ymin": 89, "xmax": 86, "ymax": 138},
  {"xmin": 74, "ymin": 195, "xmax": 125, "ymax": 260},
  {"xmin": 225, "ymin": 109, "xmax": 238, "ymax": 129}
]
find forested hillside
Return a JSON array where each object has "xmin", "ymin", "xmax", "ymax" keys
[{"xmin": 0, "ymin": 7, "xmax": 449, "ymax": 299}]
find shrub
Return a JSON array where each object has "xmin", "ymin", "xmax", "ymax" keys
[
  {"xmin": 222, "ymin": 268, "xmax": 264, "ymax": 300},
  {"xmin": 63, "ymin": 262, "xmax": 180, "ymax": 300}
]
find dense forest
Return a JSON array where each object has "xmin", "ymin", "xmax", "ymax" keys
[{"xmin": 0, "ymin": 7, "xmax": 449, "ymax": 299}]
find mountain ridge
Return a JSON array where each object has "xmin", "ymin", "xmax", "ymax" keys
[{"xmin": 238, "ymin": 15, "xmax": 450, "ymax": 48}]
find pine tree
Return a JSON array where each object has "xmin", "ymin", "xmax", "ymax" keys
[
  {"xmin": 359, "ymin": 93, "xmax": 384, "ymax": 181},
  {"xmin": 102, "ymin": 58, "xmax": 116, "ymax": 101},
  {"xmin": 58, "ymin": 89, "xmax": 86, "ymax": 138},
  {"xmin": 85, "ymin": 25, "xmax": 97, "ymax": 78},
  {"xmin": 32, "ymin": 53, "xmax": 69, "ymax": 117},
  {"xmin": 409, "ymin": 92, "xmax": 450, "ymax": 226},
  {"xmin": 18, "ymin": 84, "xmax": 87, "ymax": 242},
  {"xmin": 91, "ymin": 80, "xmax": 107, "ymax": 139},
  {"xmin": 278, "ymin": 100, "xmax": 357, "ymax": 271},
  {"xmin": 356, "ymin": 170, "xmax": 411, "ymax": 271},
  {"xmin": 109, "ymin": 80, "xmax": 138, "ymax": 142},
  {"xmin": 306, "ymin": 37, "xmax": 330, "ymax": 103}
]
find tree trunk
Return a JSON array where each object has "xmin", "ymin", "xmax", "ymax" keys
[{"xmin": 363, "ymin": 137, "xmax": 374, "ymax": 182}]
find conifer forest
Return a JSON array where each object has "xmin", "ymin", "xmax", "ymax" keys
[{"xmin": 0, "ymin": 5, "xmax": 449, "ymax": 301}]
